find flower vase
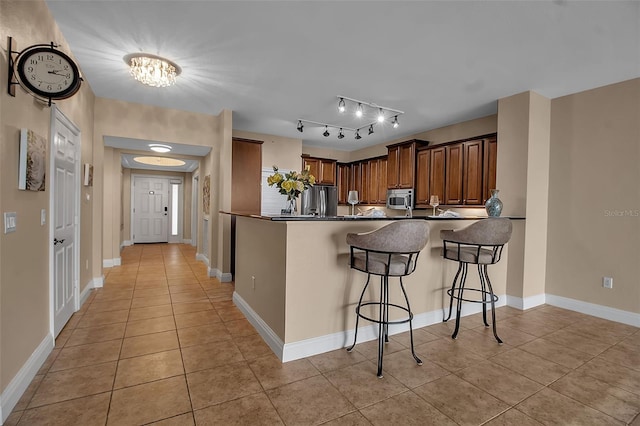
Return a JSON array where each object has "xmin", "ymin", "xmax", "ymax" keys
[
  {"xmin": 283, "ymin": 197, "xmax": 297, "ymax": 216},
  {"xmin": 485, "ymin": 189, "xmax": 503, "ymax": 217}
]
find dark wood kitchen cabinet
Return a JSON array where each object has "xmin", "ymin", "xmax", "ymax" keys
[
  {"xmin": 302, "ymin": 156, "xmax": 337, "ymax": 185},
  {"xmin": 367, "ymin": 157, "xmax": 387, "ymax": 205},
  {"xmin": 483, "ymin": 135, "xmax": 497, "ymax": 203},
  {"xmin": 417, "ymin": 133, "xmax": 496, "ymax": 207},
  {"xmin": 337, "ymin": 163, "xmax": 351, "ymax": 204},
  {"xmin": 415, "ymin": 147, "xmax": 445, "ymax": 208},
  {"xmin": 444, "ymin": 143, "xmax": 464, "ymax": 205},
  {"xmin": 462, "ymin": 139, "xmax": 484, "ymax": 205},
  {"xmin": 387, "ymin": 140, "xmax": 429, "ymax": 189}
]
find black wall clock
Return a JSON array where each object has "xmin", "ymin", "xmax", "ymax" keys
[{"xmin": 8, "ymin": 38, "xmax": 82, "ymax": 105}]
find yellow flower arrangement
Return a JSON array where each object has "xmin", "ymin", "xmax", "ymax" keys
[{"xmin": 267, "ymin": 165, "xmax": 315, "ymax": 200}]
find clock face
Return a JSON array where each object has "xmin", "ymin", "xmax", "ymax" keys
[{"xmin": 16, "ymin": 47, "xmax": 81, "ymax": 100}]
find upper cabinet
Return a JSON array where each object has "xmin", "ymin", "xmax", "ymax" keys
[
  {"xmin": 302, "ymin": 156, "xmax": 337, "ymax": 185},
  {"xmin": 337, "ymin": 163, "xmax": 350, "ymax": 204},
  {"xmin": 387, "ymin": 140, "xmax": 429, "ymax": 189},
  {"xmin": 415, "ymin": 133, "xmax": 497, "ymax": 208}
]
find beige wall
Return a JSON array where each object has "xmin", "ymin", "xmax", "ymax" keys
[
  {"xmin": 0, "ymin": 0, "xmax": 96, "ymax": 395},
  {"xmin": 546, "ymin": 78, "xmax": 640, "ymax": 313},
  {"xmin": 233, "ymin": 129, "xmax": 303, "ymax": 171}
]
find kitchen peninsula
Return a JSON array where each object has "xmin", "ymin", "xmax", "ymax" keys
[{"xmin": 228, "ymin": 212, "xmax": 525, "ymax": 362}]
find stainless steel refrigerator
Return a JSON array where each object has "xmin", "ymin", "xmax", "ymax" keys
[{"xmin": 300, "ymin": 186, "xmax": 338, "ymax": 217}]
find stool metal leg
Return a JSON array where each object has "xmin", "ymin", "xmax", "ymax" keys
[
  {"xmin": 376, "ymin": 275, "xmax": 387, "ymax": 378},
  {"xmin": 478, "ymin": 264, "xmax": 490, "ymax": 327},
  {"xmin": 444, "ymin": 262, "xmax": 463, "ymax": 323},
  {"xmin": 347, "ymin": 274, "xmax": 371, "ymax": 352},
  {"xmin": 482, "ymin": 264, "xmax": 503, "ymax": 344},
  {"xmin": 399, "ymin": 277, "xmax": 422, "ymax": 366},
  {"xmin": 452, "ymin": 263, "xmax": 468, "ymax": 340}
]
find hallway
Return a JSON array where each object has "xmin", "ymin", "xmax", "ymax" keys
[{"xmin": 4, "ymin": 244, "xmax": 640, "ymax": 425}]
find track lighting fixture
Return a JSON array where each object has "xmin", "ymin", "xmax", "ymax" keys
[{"xmin": 296, "ymin": 96, "xmax": 403, "ymax": 141}]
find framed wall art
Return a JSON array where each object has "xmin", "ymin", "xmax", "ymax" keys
[
  {"xmin": 203, "ymin": 175, "xmax": 211, "ymax": 215},
  {"xmin": 18, "ymin": 128, "xmax": 47, "ymax": 191}
]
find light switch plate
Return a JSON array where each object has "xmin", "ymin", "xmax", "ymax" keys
[
  {"xmin": 41, "ymin": 209, "xmax": 46, "ymax": 226},
  {"xmin": 4, "ymin": 212, "xmax": 17, "ymax": 233}
]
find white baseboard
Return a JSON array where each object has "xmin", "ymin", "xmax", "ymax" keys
[
  {"xmin": 233, "ymin": 292, "xmax": 284, "ymax": 359},
  {"xmin": 546, "ymin": 294, "xmax": 640, "ymax": 327},
  {"xmin": 506, "ymin": 293, "xmax": 546, "ymax": 310},
  {"xmin": 122, "ymin": 240, "xmax": 133, "ymax": 248},
  {"xmin": 182, "ymin": 239, "xmax": 192, "ymax": 245},
  {"xmin": 102, "ymin": 258, "xmax": 121, "ymax": 268},
  {"xmin": 1, "ymin": 334, "xmax": 54, "ymax": 423},
  {"xmin": 234, "ymin": 291, "xmax": 508, "ymax": 363},
  {"xmin": 212, "ymin": 269, "xmax": 232, "ymax": 283},
  {"xmin": 196, "ymin": 253, "xmax": 209, "ymax": 266}
]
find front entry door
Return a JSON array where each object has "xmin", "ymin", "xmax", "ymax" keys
[
  {"xmin": 52, "ymin": 107, "xmax": 80, "ymax": 337},
  {"xmin": 133, "ymin": 176, "xmax": 169, "ymax": 243}
]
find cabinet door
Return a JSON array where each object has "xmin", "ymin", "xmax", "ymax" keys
[
  {"xmin": 398, "ymin": 143, "xmax": 415, "ymax": 188},
  {"xmin": 463, "ymin": 140, "xmax": 484, "ymax": 205},
  {"xmin": 430, "ymin": 147, "xmax": 446, "ymax": 203},
  {"xmin": 445, "ymin": 144, "xmax": 463, "ymax": 205},
  {"xmin": 483, "ymin": 136, "xmax": 497, "ymax": 203},
  {"xmin": 320, "ymin": 159, "xmax": 336, "ymax": 185},
  {"xmin": 232, "ymin": 138, "xmax": 262, "ymax": 214},
  {"xmin": 360, "ymin": 161, "xmax": 370, "ymax": 204},
  {"xmin": 367, "ymin": 159, "xmax": 378, "ymax": 204},
  {"xmin": 377, "ymin": 157, "xmax": 388, "ymax": 204},
  {"xmin": 415, "ymin": 150, "xmax": 430, "ymax": 207},
  {"xmin": 351, "ymin": 162, "xmax": 362, "ymax": 199},
  {"xmin": 302, "ymin": 158, "xmax": 320, "ymax": 181},
  {"xmin": 337, "ymin": 163, "xmax": 350, "ymax": 204},
  {"xmin": 387, "ymin": 146, "xmax": 399, "ymax": 188}
]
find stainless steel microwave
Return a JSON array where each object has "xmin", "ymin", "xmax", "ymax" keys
[{"xmin": 387, "ymin": 189, "xmax": 413, "ymax": 210}]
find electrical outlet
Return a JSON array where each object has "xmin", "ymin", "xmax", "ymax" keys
[
  {"xmin": 252, "ymin": 275, "xmax": 256, "ymax": 290},
  {"xmin": 603, "ymin": 277, "xmax": 613, "ymax": 289}
]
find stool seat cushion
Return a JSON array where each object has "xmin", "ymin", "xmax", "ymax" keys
[
  {"xmin": 443, "ymin": 247, "xmax": 496, "ymax": 264},
  {"xmin": 351, "ymin": 252, "xmax": 413, "ymax": 276}
]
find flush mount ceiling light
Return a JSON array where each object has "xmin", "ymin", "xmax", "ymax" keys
[
  {"xmin": 133, "ymin": 156, "xmax": 186, "ymax": 167},
  {"xmin": 148, "ymin": 143, "xmax": 172, "ymax": 153},
  {"xmin": 123, "ymin": 53, "xmax": 181, "ymax": 87}
]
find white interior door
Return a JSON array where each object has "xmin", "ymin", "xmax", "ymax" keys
[
  {"xmin": 51, "ymin": 108, "xmax": 80, "ymax": 337},
  {"xmin": 133, "ymin": 176, "xmax": 169, "ymax": 243}
]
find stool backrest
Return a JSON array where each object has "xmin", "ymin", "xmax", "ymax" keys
[
  {"xmin": 441, "ymin": 218, "xmax": 512, "ymax": 245},
  {"xmin": 346, "ymin": 220, "xmax": 430, "ymax": 254}
]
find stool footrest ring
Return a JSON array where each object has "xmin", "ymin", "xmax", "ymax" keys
[
  {"xmin": 446, "ymin": 287, "xmax": 498, "ymax": 304},
  {"xmin": 355, "ymin": 302, "xmax": 413, "ymax": 325}
]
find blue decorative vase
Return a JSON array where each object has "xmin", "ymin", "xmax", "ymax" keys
[{"xmin": 485, "ymin": 189, "xmax": 503, "ymax": 217}]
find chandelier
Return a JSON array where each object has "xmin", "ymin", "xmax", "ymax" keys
[{"xmin": 124, "ymin": 53, "xmax": 181, "ymax": 88}]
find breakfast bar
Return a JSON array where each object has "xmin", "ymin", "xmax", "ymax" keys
[{"xmin": 230, "ymin": 213, "xmax": 525, "ymax": 362}]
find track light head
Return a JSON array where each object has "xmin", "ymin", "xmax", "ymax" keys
[
  {"xmin": 323, "ymin": 126, "xmax": 330, "ymax": 137},
  {"xmin": 337, "ymin": 98, "xmax": 346, "ymax": 113},
  {"xmin": 377, "ymin": 108, "xmax": 385, "ymax": 123},
  {"xmin": 297, "ymin": 120, "xmax": 304, "ymax": 132},
  {"xmin": 368, "ymin": 124, "xmax": 374, "ymax": 135},
  {"xmin": 392, "ymin": 115, "xmax": 399, "ymax": 128},
  {"xmin": 355, "ymin": 130, "xmax": 362, "ymax": 140},
  {"xmin": 355, "ymin": 103, "xmax": 363, "ymax": 118},
  {"xmin": 338, "ymin": 128, "xmax": 345, "ymax": 139}
]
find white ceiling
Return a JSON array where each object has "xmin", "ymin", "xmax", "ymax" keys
[{"xmin": 47, "ymin": 1, "xmax": 639, "ymax": 152}]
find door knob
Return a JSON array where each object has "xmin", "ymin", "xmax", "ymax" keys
[{"xmin": 54, "ymin": 238, "xmax": 65, "ymax": 245}]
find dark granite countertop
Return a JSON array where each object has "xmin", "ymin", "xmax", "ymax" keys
[{"xmin": 221, "ymin": 211, "xmax": 525, "ymax": 221}]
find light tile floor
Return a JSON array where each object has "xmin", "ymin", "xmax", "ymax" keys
[{"xmin": 6, "ymin": 244, "xmax": 640, "ymax": 425}]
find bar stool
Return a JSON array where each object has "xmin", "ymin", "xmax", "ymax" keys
[
  {"xmin": 346, "ymin": 220, "xmax": 430, "ymax": 378},
  {"xmin": 440, "ymin": 218, "xmax": 512, "ymax": 343}
]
